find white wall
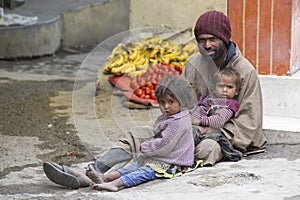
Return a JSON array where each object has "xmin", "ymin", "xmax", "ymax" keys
[
  {"xmin": 259, "ymin": 75, "xmax": 300, "ymax": 119},
  {"xmin": 129, "ymin": 0, "xmax": 227, "ymax": 31}
]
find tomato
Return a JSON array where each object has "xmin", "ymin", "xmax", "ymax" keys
[
  {"xmin": 147, "ymin": 68, "xmax": 154, "ymax": 75},
  {"xmin": 134, "ymin": 88, "xmax": 143, "ymax": 97},
  {"xmin": 161, "ymin": 61, "xmax": 168, "ymax": 66},
  {"xmin": 150, "ymin": 91, "xmax": 156, "ymax": 100},
  {"xmin": 138, "ymin": 80, "xmax": 146, "ymax": 88},
  {"xmin": 141, "ymin": 86, "xmax": 146, "ymax": 92},
  {"xmin": 144, "ymin": 87, "xmax": 151, "ymax": 95},
  {"xmin": 140, "ymin": 93, "xmax": 146, "ymax": 99},
  {"xmin": 145, "ymin": 82, "xmax": 153, "ymax": 90},
  {"xmin": 149, "ymin": 77, "xmax": 156, "ymax": 84},
  {"xmin": 168, "ymin": 65, "xmax": 175, "ymax": 70},
  {"xmin": 175, "ymin": 65, "xmax": 182, "ymax": 73},
  {"xmin": 152, "ymin": 65, "xmax": 159, "ymax": 73}
]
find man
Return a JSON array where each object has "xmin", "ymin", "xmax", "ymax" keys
[
  {"xmin": 181, "ymin": 10, "xmax": 266, "ymax": 166},
  {"xmin": 43, "ymin": 10, "xmax": 266, "ymax": 189}
]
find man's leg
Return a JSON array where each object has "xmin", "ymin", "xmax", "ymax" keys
[
  {"xmin": 92, "ymin": 147, "xmax": 132, "ymax": 173},
  {"xmin": 92, "ymin": 126, "xmax": 153, "ymax": 173},
  {"xmin": 194, "ymin": 138, "xmax": 223, "ymax": 166}
]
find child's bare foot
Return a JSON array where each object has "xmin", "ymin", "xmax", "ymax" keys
[
  {"xmin": 91, "ymin": 179, "xmax": 123, "ymax": 192},
  {"xmin": 85, "ymin": 165, "xmax": 104, "ymax": 184}
]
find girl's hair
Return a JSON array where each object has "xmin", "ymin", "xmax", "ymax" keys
[
  {"xmin": 213, "ymin": 67, "xmax": 241, "ymax": 92},
  {"xmin": 155, "ymin": 75, "xmax": 197, "ymax": 109}
]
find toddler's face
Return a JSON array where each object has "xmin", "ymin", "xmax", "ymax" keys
[
  {"xmin": 159, "ymin": 94, "xmax": 181, "ymax": 117},
  {"xmin": 214, "ymin": 75, "xmax": 237, "ymax": 99}
]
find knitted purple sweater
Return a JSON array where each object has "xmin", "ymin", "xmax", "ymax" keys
[
  {"xmin": 190, "ymin": 92, "xmax": 239, "ymax": 128},
  {"xmin": 141, "ymin": 109, "xmax": 194, "ymax": 166}
]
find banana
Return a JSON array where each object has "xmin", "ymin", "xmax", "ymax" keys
[
  {"xmin": 112, "ymin": 43, "xmax": 126, "ymax": 55},
  {"xmin": 102, "ymin": 35, "xmax": 198, "ymax": 76},
  {"xmin": 182, "ymin": 42, "xmax": 197, "ymax": 54},
  {"xmin": 121, "ymin": 63, "xmax": 136, "ymax": 74},
  {"xmin": 129, "ymin": 49, "xmax": 140, "ymax": 61},
  {"xmin": 110, "ymin": 55, "xmax": 124, "ymax": 68},
  {"xmin": 111, "ymin": 62, "xmax": 131, "ymax": 74},
  {"xmin": 160, "ymin": 55, "xmax": 170, "ymax": 64},
  {"xmin": 127, "ymin": 68, "xmax": 148, "ymax": 79},
  {"xmin": 135, "ymin": 63, "xmax": 149, "ymax": 70},
  {"xmin": 149, "ymin": 58, "xmax": 159, "ymax": 64},
  {"xmin": 149, "ymin": 47, "xmax": 161, "ymax": 58},
  {"xmin": 164, "ymin": 52, "xmax": 179, "ymax": 59},
  {"xmin": 133, "ymin": 56, "xmax": 147, "ymax": 66}
]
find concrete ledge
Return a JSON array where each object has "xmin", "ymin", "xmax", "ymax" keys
[
  {"xmin": 0, "ymin": 0, "xmax": 130, "ymax": 59},
  {"xmin": 263, "ymin": 115, "xmax": 300, "ymax": 144},
  {"xmin": 259, "ymin": 75, "xmax": 300, "ymax": 118},
  {"xmin": 0, "ymin": 17, "xmax": 61, "ymax": 58}
]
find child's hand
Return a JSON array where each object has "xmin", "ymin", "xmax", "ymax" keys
[
  {"xmin": 192, "ymin": 119, "xmax": 201, "ymax": 126},
  {"xmin": 140, "ymin": 143, "xmax": 143, "ymax": 152}
]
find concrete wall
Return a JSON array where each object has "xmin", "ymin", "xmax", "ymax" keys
[
  {"xmin": 129, "ymin": 0, "xmax": 227, "ymax": 31},
  {"xmin": 0, "ymin": 17, "xmax": 61, "ymax": 58},
  {"xmin": 61, "ymin": 0, "xmax": 130, "ymax": 49},
  {"xmin": 259, "ymin": 75, "xmax": 300, "ymax": 118}
]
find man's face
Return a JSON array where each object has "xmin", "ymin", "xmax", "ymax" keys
[{"xmin": 197, "ymin": 34, "xmax": 227, "ymax": 62}]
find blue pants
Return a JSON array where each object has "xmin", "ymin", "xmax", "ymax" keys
[{"xmin": 117, "ymin": 162, "xmax": 156, "ymax": 188}]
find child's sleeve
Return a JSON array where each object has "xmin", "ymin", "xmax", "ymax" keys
[
  {"xmin": 201, "ymin": 108, "xmax": 234, "ymax": 128},
  {"xmin": 141, "ymin": 120, "xmax": 185, "ymax": 157}
]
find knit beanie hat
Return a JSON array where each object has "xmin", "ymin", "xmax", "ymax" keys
[{"xmin": 194, "ymin": 10, "xmax": 231, "ymax": 45}]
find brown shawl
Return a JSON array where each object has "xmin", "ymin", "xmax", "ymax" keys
[{"xmin": 181, "ymin": 45, "xmax": 266, "ymax": 152}]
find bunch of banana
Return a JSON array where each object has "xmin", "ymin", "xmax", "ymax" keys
[
  {"xmin": 127, "ymin": 64, "xmax": 148, "ymax": 79},
  {"xmin": 111, "ymin": 62, "xmax": 136, "ymax": 75},
  {"xmin": 103, "ymin": 52, "xmax": 128, "ymax": 74},
  {"xmin": 102, "ymin": 35, "xmax": 197, "ymax": 77}
]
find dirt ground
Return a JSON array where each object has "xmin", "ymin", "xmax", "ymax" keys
[
  {"xmin": 0, "ymin": 63, "xmax": 90, "ymax": 177},
  {"xmin": 0, "ymin": 49, "xmax": 158, "ymax": 178}
]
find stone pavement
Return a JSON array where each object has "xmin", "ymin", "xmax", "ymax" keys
[{"xmin": 0, "ymin": 52, "xmax": 300, "ymax": 200}]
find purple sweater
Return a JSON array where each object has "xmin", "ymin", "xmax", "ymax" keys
[
  {"xmin": 190, "ymin": 93, "xmax": 239, "ymax": 128},
  {"xmin": 141, "ymin": 109, "xmax": 194, "ymax": 166}
]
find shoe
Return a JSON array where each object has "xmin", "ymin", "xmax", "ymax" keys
[{"xmin": 43, "ymin": 162, "xmax": 80, "ymax": 189}]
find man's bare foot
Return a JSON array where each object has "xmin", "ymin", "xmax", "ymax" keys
[
  {"xmin": 91, "ymin": 179, "xmax": 123, "ymax": 192},
  {"xmin": 85, "ymin": 165, "xmax": 105, "ymax": 184},
  {"xmin": 68, "ymin": 168, "xmax": 92, "ymax": 187},
  {"xmin": 49, "ymin": 162, "xmax": 91, "ymax": 187}
]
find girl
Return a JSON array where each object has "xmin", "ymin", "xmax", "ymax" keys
[{"xmin": 86, "ymin": 75, "xmax": 200, "ymax": 192}]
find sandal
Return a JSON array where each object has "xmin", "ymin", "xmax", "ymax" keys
[{"xmin": 43, "ymin": 162, "xmax": 80, "ymax": 189}]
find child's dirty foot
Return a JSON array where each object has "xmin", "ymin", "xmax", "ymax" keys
[
  {"xmin": 91, "ymin": 181, "xmax": 120, "ymax": 192},
  {"xmin": 86, "ymin": 164, "xmax": 104, "ymax": 184}
]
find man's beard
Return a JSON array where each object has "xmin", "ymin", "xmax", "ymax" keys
[
  {"xmin": 209, "ymin": 43, "xmax": 227, "ymax": 61},
  {"xmin": 198, "ymin": 43, "xmax": 227, "ymax": 62}
]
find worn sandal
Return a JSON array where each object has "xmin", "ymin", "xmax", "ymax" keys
[{"xmin": 43, "ymin": 162, "xmax": 80, "ymax": 189}]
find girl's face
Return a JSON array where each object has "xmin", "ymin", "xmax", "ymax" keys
[
  {"xmin": 158, "ymin": 94, "xmax": 181, "ymax": 117},
  {"xmin": 214, "ymin": 75, "xmax": 237, "ymax": 99}
]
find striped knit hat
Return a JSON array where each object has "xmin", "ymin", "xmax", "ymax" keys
[{"xmin": 194, "ymin": 10, "xmax": 231, "ymax": 46}]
